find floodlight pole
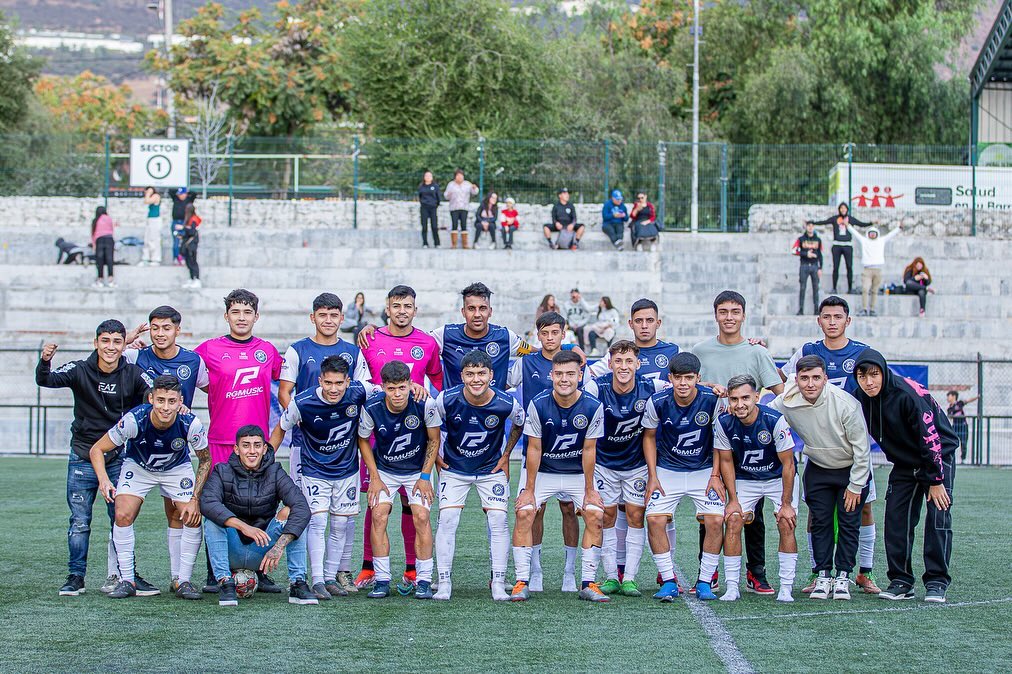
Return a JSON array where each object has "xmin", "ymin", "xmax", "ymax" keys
[
  {"xmin": 164, "ymin": 0, "xmax": 175, "ymax": 138},
  {"xmin": 690, "ymin": 0, "xmax": 700, "ymax": 234}
]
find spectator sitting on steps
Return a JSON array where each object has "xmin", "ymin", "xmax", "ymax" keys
[
  {"xmin": 582, "ymin": 296, "xmax": 621, "ymax": 356},
  {"xmin": 629, "ymin": 192, "xmax": 659, "ymax": 251},
  {"xmin": 902, "ymin": 256, "xmax": 934, "ymax": 318},
  {"xmin": 562, "ymin": 287, "xmax": 594, "ymax": 350},
  {"xmin": 601, "ymin": 189, "xmax": 629, "ymax": 250},
  {"xmin": 474, "ymin": 191, "xmax": 499, "ymax": 250},
  {"xmin": 500, "ymin": 197, "xmax": 519, "ymax": 250},
  {"xmin": 543, "ymin": 187, "xmax": 584, "ymax": 250}
]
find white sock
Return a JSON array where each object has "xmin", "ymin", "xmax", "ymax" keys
[
  {"xmin": 564, "ymin": 545, "xmax": 578, "ymax": 575},
  {"xmin": 723, "ymin": 555, "xmax": 742, "ymax": 590},
  {"xmin": 112, "ymin": 525, "xmax": 135, "ymax": 583},
  {"xmin": 666, "ymin": 520, "xmax": 677, "ymax": 555},
  {"xmin": 436, "ymin": 508, "xmax": 462, "ymax": 584},
  {"xmin": 513, "ymin": 546, "xmax": 532, "ymax": 582},
  {"xmin": 601, "ymin": 527, "xmax": 619, "ymax": 580},
  {"xmin": 167, "ymin": 527, "xmax": 183, "ymax": 578},
  {"xmin": 581, "ymin": 546, "xmax": 601, "ymax": 584},
  {"xmin": 306, "ymin": 512, "xmax": 328, "ymax": 584},
  {"xmin": 487, "ymin": 510, "xmax": 509, "ymax": 586},
  {"xmin": 779, "ymin": 551, "xmax": 798, "ymax": 591},
  {"xmin": 859, "ymin": 524, "xmax": 876, "ymax": 571},
  {"xmin": 531, "ymin": 544, "xmax": 543, "ymax": 576},
  {"xmin": 698, "ymin": 552, "xmax": 720, "ymax": 584},
  {"xmin": 107, "ymin": 535, "xmax": 118, "ymax": 577},
  {"xmin": 808, "ymin": 532, "xmax": 816, "ymax": 571},
  {"xmin": 653, "ymin": 551, "xmax": 675, "ymax": 583},
  {"xmin": 325, "ymin": 514, "xmax": 348, "ymax": 580},
  {"xmin": 416, "ymin": 557, "xmax": 434, "ymax": 583},
  {"xmin": 373, "ymin": 555, "xmax": 392, "ymax": 582},
  {"xmin": 624, "ymin": 526, "xmax": 646, "ymax": 582},
  {"xmin": 615, "ymin": 509, "xmax": 628, "ymax": 567},
  {"xmin": 339, "ymin": 516, "xmax": 356, "ymax": 572},
  {"xmin": 178, "ymin": 525, "xmax": 202, "ymax": 583}
]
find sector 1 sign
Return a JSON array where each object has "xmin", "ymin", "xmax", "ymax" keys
[{"xmin": 129, "ymin": 138, "xmax": 190, "ymax": 188}]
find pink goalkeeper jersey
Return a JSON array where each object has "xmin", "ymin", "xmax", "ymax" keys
[
  {"xmin": 195, "ymin": 335, "xmax": 282, "ymax": 460},
  {"xmin": 361, "ymin": 327, "xmax": 443, "ymax": 391}
]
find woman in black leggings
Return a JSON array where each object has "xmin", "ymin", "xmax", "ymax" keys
[
  {"xmin": 903, "ymin": 257, "xmax": 933, "ymax": 317},
  {"xmin": 811, "ymin": 202, "xmax": 872, "ymax": 294},
  {"xmin": 90, "ymin": 206, "xmax": 116, "ymax": 289}
]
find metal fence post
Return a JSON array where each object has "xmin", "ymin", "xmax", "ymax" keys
[
  {"xmin": 603, "ymin": 139, "xmax": 610, "ymax": 199},
  {"xmin": 293, "ymin": 155, "xmax": 300, "ymax": 200},
  {"xmin": 720, "ymin": 142, "xmax": 729, "ymax": 232},
  {"xmin": 352, "ymin": 136, "xmax": 360, "ymax": 230},
  {"xmin": 657, "ymin": 142, "xmax": 667, "ymax": 229},
  {"xmin": 103, "ymin": 134, "xmax": 110, "ymax": 209},
  {"xmin": 845, "ymin": 142, "xmax": 853, "ymax": 213},
  {"xmin": 227, "ymin": 133, "xmax": 234, "ymax": 228},
  {"xmin": 478, "ymin": 136, "xmax": 485, "ymax": 197},
  {"xmin": 976, "ymin": 352, "xmax": 984, "ymax": 465}
]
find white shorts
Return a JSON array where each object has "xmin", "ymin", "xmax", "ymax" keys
[
  {"xmin": 594, "ymin": 465, "xmax": 648, "ymax": 507},
  {"xmin": 117, "ymin": 459, "xmax": 195, "ymax": 502},
  {"xmin": 866, "ymin": 470, "xmax": 877, "ymax": 503},
  {"xmin": 438, "ymin": 471, "xmax": 509, "ymax": 510},
  {"xmin": 736, "ymin": 477, "xmax": 799, "ymax": 516},
  {"xmin": 289, "ymin": 445, "xmax": 303, "ymax": 488},
  {"xmin": 376, "ymin": 470, "xmax": 430, "ymax": 510},
  {"xmin": 520, "ymin": 473, "xmax": 601, "ymax": 512},
  {"xmin": 516, "ymin": 457, "xmax": 573, "ymax": 504},
  {"xmin": 302, "ymin": 473, "xmax": 359, "ymax": 516},
  {"xmin": 645, "ymin": 467, "xmax": 724, "ymax": 517}
]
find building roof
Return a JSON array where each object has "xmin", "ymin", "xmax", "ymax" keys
[{"xmin": 972, "ymin": 0, "xmax": 1012, "ymax": 98}]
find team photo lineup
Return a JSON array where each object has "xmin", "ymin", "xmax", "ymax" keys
[{"xmin": 39, "ymin": 282, "xmax": 958, "ymax": 608}]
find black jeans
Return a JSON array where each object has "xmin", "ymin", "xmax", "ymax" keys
[
  {"xmin": 804, "ymin": 462, "xmax": 868, "ymax": 574},
  {"xmin": 182, "ymin": 238, "xmax": 199, "ymax": 280},
  {"xmin": 831, "ymin": 245, "xmax": 854, "ymax": 291},
  {"xmin": 500, "ymin": 225, "xmax": 515, "ymax": 248},
  {"xmin": 884, "ymin": 455, "xmax": 955, "ymax": 588},
  {"xmin": 420, "ymin": 204, "xmax": 439, "ymax": 246},
  {"xmin": 799, "ymin": 262, "xmax": 820, "ymax": 311},
  {"xmin": 95, "ymin": 235, "xmax": 114, "ymax": 279},
  {"xmin": 474, "ymin": 220, "xmax": 496, "ymax": 246},
  {"xmin": 905, "ymin": 280, "xmax": 928, "ymax": 311},
  {"xmin": 745, "ymin": 498, "xmax": 766, "ymax": 574},
  {"xmin": 449, "ymin": 209, "xmax": 468, "ymax": 232}
]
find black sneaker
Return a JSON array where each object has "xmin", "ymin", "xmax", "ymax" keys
[
  {"xmin": 134, "ymin": 574, "xmax": 161, "ymax": 597},
  {"xmin": 879, "ymin": 581, "xmax": 915, "ymax": 601},
  {"xmin": 924, "ymin": 583, "xmax": 948, "ymax": 603},
  {"xmin": 257, "ymin": 571, "xmax": 283, "ymax": 594},
  {"xmin": 59, "ymin": 574, "xmax": 86, "ymax": 596},
  {"xmin": 289, "ymin": 580, "xmax": 319, "ymax": 605},
  {"xmin": 203, "ymin": 575, "xmax": 219, "ymax": 594},
  {"xmin": 175, "ymin": 580, "xmax": 203, "ymax": 601},
  {"xmin": 108, "ymin": 579, "xmax": 137, "ymax": 599},
  {"xmin": 218, "ymin": 578, "xmax": 238, "ymax": 607}
]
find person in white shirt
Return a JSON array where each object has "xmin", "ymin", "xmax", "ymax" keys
[{"xmin": 851, "ymin": 225, "xmax": 902, "ymax": 316}]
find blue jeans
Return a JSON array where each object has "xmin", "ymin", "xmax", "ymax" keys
[
  {"xmin": 66, "ymin": 454, "xmax": 122, "ymax": 576},
  {"xmin": 204, "ymin": 518, "xmax": 307, "ymax": 582},
  {"xmin": 602, "ymin": 219, "xmax": 624, "ymax": 244},
  {"xmin": 171, "ymin": 219, "xmax": 183, "ymax": 259}
]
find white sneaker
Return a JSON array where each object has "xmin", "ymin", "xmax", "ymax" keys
[
  {"xmin": 529, "ymin": 570, "xmax": 544, "ymax": 593},
  {"xmin": 776, "ymin": 587, "xmax": 794, "ymax": 602},
  {"xmin": 833, "ymin": 575, "xmax": 851, "ymax": 600},
  {"xmin": 810, "ymin": 575, "xmax": 833, "ymax": 600},
  {"xmin": 92, "ymin": 280, "xmax": 106, "ymax": 290},
  {"xmin": 562, "ymin": 574, "xmax": 578, "ymax": 593},
  {"xmin": 100, "ymin": 574, "xmax": 119, "ymax": 594},
  {"xmin": 189, "ymin": 278, "xmax": 202, "ymax": 289},
  {"xmin": 720, "ymin": 588, "xmax": 740, "ymax": 602},
  {"xmin": 433, "ymin": 580, "xmax": 451, "ymax": 601},
  {"xmin": 106, "ymin": 280, "xmax": 117, "ymax": 289},
  {"xmin": 181, "ymin": 279, "xmax": 193, "ymax": 289},
  {"xmin": 491, "ymin": 582, "xmax": 510, "ymax": 601}
]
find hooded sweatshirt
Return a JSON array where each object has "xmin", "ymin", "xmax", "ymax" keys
[
  {"xmin": 850, "ymin": 226, "xmax": 900, "ymax": 267},
  {"xmin": 771, "ymin": 376, "xmax": 870, "ymax": 493},
  {"xmin": 852, "ymin": 349, "xmax": 959, "ymax": 485}
]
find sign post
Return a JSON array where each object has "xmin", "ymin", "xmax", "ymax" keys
[{"xmin": 129, "ymin": 138, "xmax": 190, "ymax": 188}]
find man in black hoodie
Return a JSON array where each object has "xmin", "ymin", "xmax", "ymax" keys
[
  {"xmin": 794, "ymin": 221, "xmax": 823, "ymax": 315},
  {"xmin": 36, "ymin": 319, "xmax": 154, "ymax": 597},
  {"xmin": 853, "ymin": 348, "xmax": 958, "ymax": 603}
]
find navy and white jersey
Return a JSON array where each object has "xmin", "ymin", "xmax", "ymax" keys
[
  {"xmin": 108, "ymin": 403, "xmax": 207, "ymax": 471},
  {"xmin": 506, "ymin": 346, "xmax": 579, "ymax": 406},
  {"xmin": 782, "ymin": 339, "xmax": 870, "ymax": 395},
  {"xmin": 278, "ymin": 383, "xmax": 369, "ymax": 480},
  {"xmin": 358, "ymin": 393, "xmax": 440, "ymax": 475},
  {"xmin": 642, "ymin": 386, "xmax": 721, "ymax": 472},
  {"xmin": 125, "ymin": 346, "xmax": 208, "ymax": 407},
  {"xmin": 714, "ymin": 404, "xmax": 795, "ymax": 481},
  {"xmin": 583, "ymin": 374, "xmax": 665, "ymax": 471},
  {"xmin": 432, "ymin": 323, "xmax": 532, "ymax": 389},
  {"xmin": 524, "ymin": 391, "xmax": 604, "ymax": 475},
  {"xmin": 587, "ymin": 340, "xmax": 680, "ymax": 381},
  {"xmin": 427, "ymin": 385, "xmax": 525, "ymax": 475}
]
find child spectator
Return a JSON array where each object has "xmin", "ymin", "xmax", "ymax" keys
[
  {"xmin": 500, "ymin": 197, "xmax": 520, "ymax": 250},
  {"xmin": 946, "ymin": 390, "xmax": 977, "ymax": 463}
]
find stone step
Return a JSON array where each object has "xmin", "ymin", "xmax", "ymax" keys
[
  {"xmin": 763, "ymin": 315, "xmax": 1012, "ymax": 341},
  {"xmin": 765, "ymin": 293, "xmax": 1012, "ymax": 319}
]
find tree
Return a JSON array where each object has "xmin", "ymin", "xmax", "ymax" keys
[
  {"xmin": 184, "ymin": 84, "xmax": 236, "ymax": 198},
  {"xmin": 0, "ymin": 12, "xmax": 43, "ymax": 132}
]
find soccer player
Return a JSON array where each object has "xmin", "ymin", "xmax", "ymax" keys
[
  {"xmin": 583, "ymin": 340, "xmax": 666, "ymax": 597},
  {"xmin": 358, "ymin": 361, "xmax": 442, "ymax": 599},
  {"xmin": 715, "ymin": 375, "xmax": 798, "ymax": 603},
  {"xmin": 853, "ymin": 349, "xmax": 958, "ymax": 603},
  {"xmin": 89, "ymin": 375, "xmax": 210, "ymax": 600},
  {"xmin": 695, "ymin": 290, "xmax": 784, "ymax": 595},
  {"xmin": 271, "ymin": 356, "xmax": 374, "ymax": 600},
  {"xmin": 780, "ymin": 295, "xmax": 881, "ymax": 594},
  {"xmin": 124, "ymin": 305, "xmax": 209, "ymax": 593},
  {"xmin": 642, "ymin": 353, "xmax": 724, "ymax": 602},
  {"xmin": 428, "ymin": 350, "xmax": 525, "ymax": 600},
  {"xmin": 771, "ymin": 356, "xmax": 871, "ymax": 600},
  {"xmin": 195, "ymin": 289, "xmax": 284, "ymax": 592},
  {"xmin": 511, "ymin": 350, "xmax": 608, "ymax": 603},
  {"xmin": 36, "ymin": 319, "xmax": 157, "ymax": 597},
  {"xmin": 505, "ymin": 310, "xmax": 582, "ymax": 592}
]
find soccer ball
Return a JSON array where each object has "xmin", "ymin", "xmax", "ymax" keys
[{"xmin": 233, "ymin": 569, "xmax": 258, "ymax": 598}]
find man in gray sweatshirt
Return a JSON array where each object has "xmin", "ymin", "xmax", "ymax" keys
[{"xmin": 771, "ymin": 355, "xmax": 871, "ymax": 602}]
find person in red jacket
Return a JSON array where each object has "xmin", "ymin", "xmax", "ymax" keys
[{"xmin": 500, "ymin": 197, "xmax": 520, "ymax": 250}]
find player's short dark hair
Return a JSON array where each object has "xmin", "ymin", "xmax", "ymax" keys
[
  {"xmin": 552, "ymin": 350, "xmax": 583, "ymax": 369},
  {"xmin": 380, "ymin": 360, "xmax": 412, "ymax": 385},
  {"xmin": 630, "ymin": 298, "xmax": 659, "ymax": 317},
  {"xmin": 148, "ymin": 305, "xmax": 181, "ymax": 325},
  {"xmin": 726, "ymin": 374, "xmax": 757, "ymax": 393},
  {"xmin": 235, "ymin": 424, "xmax": 266, "ymax": 444},
  {"xmin": 713, "ymin": 290, "xmax": 746, "ymax": 312},
  {"xmin": 224, "ymin": 289, "xmax": 259, "ymax": 312},
  {"xmin": 95, "ymin": 319, "xmax": 126, "ymax": 338},
  {"xmin": 608, "ymin": 339, "xmax": 639, "ymax": 356},
  {"xmin": 795, "ymin": 355, "xmax": 826, "ymax": 374},
  {"xmin": 461, "ymin": 349, "xmax": 493, "ymax": 372},
  {"xmin": 461, "ymin": 282, "xmax": 492, "ymax": 302},
  {"xmin": 150, "ymin": 374, "xmax": 182, "ymax": 393},
  {"xmin": 388, "ymin": 285, "xmax": 416, "ymax": 301},
  {"xmin": 320, "ymin": 355, "xmax": 350, "ymax": 377},
  {"xmin": 855, "ymin": 362, "xmax": 881, "ymax": 376},
  {"xmin": 313, "ymin": 293, "xmax": 343, "ymax": 312},
  {"xmin": 535, "ymin": 311, "xmax": 566, "ymax": 332},
  {"xmin": 819, "ymin": 295, "xmax": 850, "ymax": 315},
  {"xmin": 669, "ymin": 352, "xmax": 701, "ymax": 375},
  {"xmin": 947, "ymin": 390, "xmax": 959, "ymax": 398}
]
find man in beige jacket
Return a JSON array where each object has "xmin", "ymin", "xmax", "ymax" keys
[{"xmin": 771, "ymin": 355, "xmax": 871, "ymax": 601}]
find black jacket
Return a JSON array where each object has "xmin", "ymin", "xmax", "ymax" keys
[
  {"xmin": 812, "ymin": 204, "xmax": 872, "ymax": 244},
  {"xmin": 168, "ymin": 189, "xmax": 197, "ymax": 221},
  {"xmin": 418, "ymin": 182, "xmax": 441, "ymax": 208},
  {"xmin": 200, "ymin": 449, "xmax": 309, "ymax": 544},
  {"xmin": 36, "ymin": 351, "xmax": 150, "ymax": 460},
  {"xmin": 551, "ymin": 201, "xmax": 577, "ymax": 227},
  {"xmin": 793, "ymin": 232, "xmax": 823, "ymax": 268},
  {"xmin": 853, "ymin": 349, "xmax": 959, "ymax": 485}
]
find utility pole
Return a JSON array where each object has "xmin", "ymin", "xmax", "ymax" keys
[
  {"xmin": 690, "ymin": 0, "xmax": 700, "ymax": 234},
  {"xmin": 164, "ymin": 0, "xmax": 175, "ymax": 138}
]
